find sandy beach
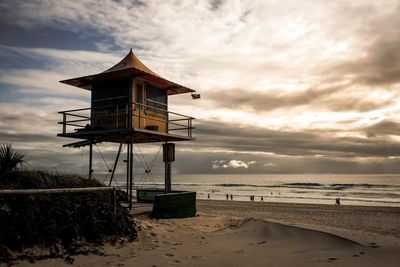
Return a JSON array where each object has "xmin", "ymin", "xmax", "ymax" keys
[{"xmin": 8, "ymin": 200, "xmax": 400, "ymax": 267}]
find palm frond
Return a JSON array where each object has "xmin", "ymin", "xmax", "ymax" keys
[{"xmin": 0, "ymin": 143, "xmax": 26, "ymax": 172}]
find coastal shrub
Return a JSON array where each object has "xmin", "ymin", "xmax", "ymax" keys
[
  {"xmin": 0, "ymin": 171, "xmax": 137, "ymax": 253},
  {"xmin": 0, "ymin": 170, "xmax": 102, "ymax": 189}
]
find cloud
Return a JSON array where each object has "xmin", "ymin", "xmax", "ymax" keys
[
  {"xmin": 205, "ymin": 84, "xmax": 398, "ymax": 114},
  {"xmin": 361, "ymin": 120, "xmax": 400, "ymax": 138},
  {"xmin": 264, "ymin": 162, "xmax": 276, "ymax": 167},
  {"xmin": 1, "ymin": 0, "xmax": 400, "ymax": 174},
  {"xmin": 318, "ymin": 2, "xmax": 400, "ymax": 87},
  {"xmin": 211, "ymin": 159, "xmax": 256, "ymax": 169},
  {"xmin": 192, "ymin": 120, "xmax": 400, "ymax": 158}
]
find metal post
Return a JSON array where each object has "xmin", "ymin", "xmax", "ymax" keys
[
  {"xmin": 138, "ymin": 102, "xmax": 141, "ymax": 129},
  {"xmin": 128, "ymin": 142, "xmax": 134, "ymax": 210},
  {"xmin": 165, "ymin": 161, "xmax": 171, "ymax": 194},
  {"xmin": 112, "ymin": 188, "xmax": 117, "ymax": 224},
  {"xmin": 89, "ymin": 143, "xmax": 93, "ymax": 180},
  {"xmin": 109, "ymin": 142, "xmax": 123, "ymax": 186},
  {"xmin": 126, "ymin": 142, "xmax": 130, "ymax": 195},
  {"xmin": 163, "ymin": 142, "xmax": 174, "ymax": 194},
  {"xmin": 187, "ymin": 118, "xmax": 190, "ymax": 138},
  {"xmin": 126, "ymin": 104, "xmax": 129, "ymax": 129},
  {"xmin": 190, "ymin": 119, "xmax": 192, "ymax": 138}
]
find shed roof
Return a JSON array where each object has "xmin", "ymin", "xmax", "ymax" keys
[{"xmin": 60, "ymin": 49, "xmax": 195, "ymax": 95}]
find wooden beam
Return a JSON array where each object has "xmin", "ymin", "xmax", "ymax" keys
[{"xmin": 0, "ymin": 187, "xmax": 113, "ymax": 195}]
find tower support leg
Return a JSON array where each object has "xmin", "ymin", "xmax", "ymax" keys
[
  {"xmin": 88, "ymin": 143, "xmax": 93, "ymax": 180},
  {"xmin": 126, "ymin": 142, "xmax": 130, "ymax": 194},
  {"xmin": 129, "ymin": 142, "xmax": 134, "ymax": 210},
  {"xmin": 109, "ymin": 142, "xmax": 123, "ymax": 186}
]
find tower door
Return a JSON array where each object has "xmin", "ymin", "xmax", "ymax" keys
[{"xmin": 134, "ymin": 82, "xmax": 145, "ymax": 129}]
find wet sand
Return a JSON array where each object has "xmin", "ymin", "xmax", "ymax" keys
[{"xmin": 8, "ymin": 200, "xmax": 400, "ymax": 267}]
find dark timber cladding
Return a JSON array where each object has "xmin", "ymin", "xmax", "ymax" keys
[{"xmin": 57, "ymin": 49, "xmax": 197, "ymax": 210}]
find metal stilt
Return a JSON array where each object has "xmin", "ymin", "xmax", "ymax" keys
[
  {"xmin": 109, "ymin": 142, "xmax": 123, "ymax": 186},
  {"xmin": 126, "ymin": 142, "xmax": 130, "ymax": 194},
  {"xmin": 89, "ymin": 143, "xmax": 93, "ymax": 180},
  {"xmin": 129, "ymin": 142, "xmax": 134, "ymax": 210}
]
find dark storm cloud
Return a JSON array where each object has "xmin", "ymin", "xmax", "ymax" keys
[
  {"xmin": 189, "ymin": 120, "xmax": 400, "ymax": 158},
  {"xmin": 331, "ymin": 38, "xmax": 400, "ymax": 86},
  {"xmin": 206, "ymin": 85, "xmax": 338, "ymax": 112},
  {"xmin": 361, "ymin": 120, "xmax": 400, "ymax": 138},
  {"xmin": 325, "ymin": 3, "xmax": 400, "ymax": 87},
  {"xmin": 206, "ymin": 84, "xmax": 394, "ymax": 113},
  {"xmin": 0, "ymin": 131, "xmax": 58, "ymax": 143}
]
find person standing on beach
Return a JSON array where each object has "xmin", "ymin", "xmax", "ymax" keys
[
  {"xmin": 261, "ymin": 196, "xmax": 264, "ymax": 201},
  {"xmin": 230, "ymin": 194, "xmax": 233, "ymax": 200},
  {"xmin": 226, "ymin": 194, "xmax": 229, "ymax": 200},
  {"xmin": 208, "ymin": 193, "xmax": 210, "ymax": 199}
]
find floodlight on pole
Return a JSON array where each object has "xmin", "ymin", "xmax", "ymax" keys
[{"xmin": 191, "ymin": 92, "xmax": 201, "ymax": 99}]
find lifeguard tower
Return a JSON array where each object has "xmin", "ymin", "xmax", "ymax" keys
[{"xmin": 57, "ymin": 49, "xmax": 198, "ymax": 217}]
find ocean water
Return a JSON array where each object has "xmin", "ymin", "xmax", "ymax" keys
[{"xmin": 108, "ymin": 173, "xmax": 400, "ymax": 207}]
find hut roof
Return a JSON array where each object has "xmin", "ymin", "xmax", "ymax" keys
[{"xmin": 60, "ymin": 49, "xmax": 195, "ymax": 95}]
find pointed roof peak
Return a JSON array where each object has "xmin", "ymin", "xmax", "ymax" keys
[
  {"xmin": 60, "ymin": 49, "xmax": 195, "ymax": 95},
  {"xmin": 102, "ymin": 49, "xmax": 159, "ymax": 77}
]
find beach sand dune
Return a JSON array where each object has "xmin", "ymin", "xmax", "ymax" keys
[{"xmin": 8, "ymin": 200, "xmax": 400, "ymax": 267}]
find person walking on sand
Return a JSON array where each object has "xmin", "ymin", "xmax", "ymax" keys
[
  {"xmin": 230, "ymin": 194, "xmax": 233, "ymax": 200},
  {"xmin": 226, "ymin": 194, "xmax": 229, "ymax": 200},
  {"xmin": 261, "ymin": 196, "xmax": 264, "ymax": 201},
  {"xmin": 208, "ymin": 193, "xmax": 210, "ymax": 199}
]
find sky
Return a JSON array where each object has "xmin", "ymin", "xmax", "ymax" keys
[{"xmin": 1, "ymin": 0, "xmax": 400, "ymax": 175}]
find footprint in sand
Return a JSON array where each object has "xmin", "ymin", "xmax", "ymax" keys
[
  {"xmin": 235, "ymin": 249, "xmax": 245, "ymax": 254},
  {"xmin": 327, "ymin": 257, "xmax": 338, "ymax": 262},
  {"xmin": 188, "ymin": 255, "xmax": 204, "ymax": 260},
  {"xmin": 257, "ymin": 241, "xmax": 267, "ymax": 245},
  {"xmin": 369, "ymin": 242, "xmax": 380, "ymax": 248},
  {"xmin": 165, "ymin": 253, "xmax": 174, "ymax": 257}
]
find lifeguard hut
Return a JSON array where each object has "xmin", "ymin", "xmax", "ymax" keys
[{"xmin": 57, "ymin": 49, "xmax": 198, "ymax": 217}]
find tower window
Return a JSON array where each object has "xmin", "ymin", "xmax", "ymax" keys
[{"xmin": 145, "ymin": 83, "xmax": 167, "ymax": 116}]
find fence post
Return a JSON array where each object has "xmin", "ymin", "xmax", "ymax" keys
[{"xmin": 112, "ymin": 188, "xmax": 117, "ymax": 225}]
